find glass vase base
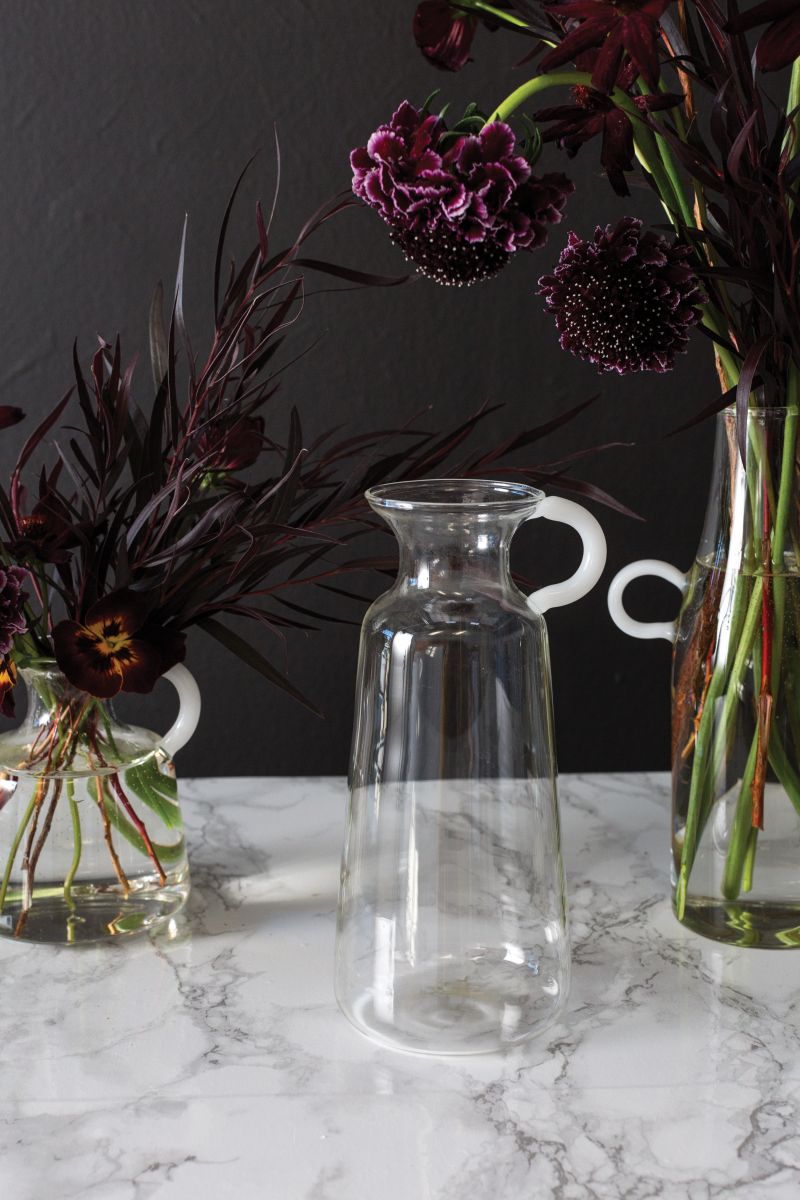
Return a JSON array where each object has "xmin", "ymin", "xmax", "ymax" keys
[
  {"xmin": 673, "ymin": 897, "xmax": 800, "ymax": 948},
  {"xmin": 337, "ymin": 954, "xmax": 566, "ymax": 1055},
  {"xmin": 0, "ymin": 872, "xmax": 190, "ymax": 945}
]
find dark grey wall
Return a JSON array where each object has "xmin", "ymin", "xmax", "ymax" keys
[{"xmin": 1, "ymin": 0, "xmax": 717, "ymax": 776}]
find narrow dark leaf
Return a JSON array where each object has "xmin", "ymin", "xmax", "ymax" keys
[
  {"xmin": 149, "ymin": 282, "xmax": 168, "ymax": 392},
  {"xmin": 214, "ymin": 156, "xmax": 256, "ymax": 318},
  {"xmin": 11, "ymin": 388, "xmax": 72, "ymax": 517},
  {"xmin": 667, "ymin": 385, "xmax": 738, "ymax": 435},
  {"xmin": 198, "ymin": 617, "xmax": 322, "ymax": 716},
  {"xmin": 255, "ymin": 200, "xmax": 269, "ymax": 262},
  {"xmin": 736, "ymin": 336, "xmax": 771, "ymax": 463},
  {"xmin": 292, "ymin": 257, "xmax": 408, "ymax": 288}
]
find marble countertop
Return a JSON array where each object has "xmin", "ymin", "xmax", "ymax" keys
[{"xmin": 3, "ymin": 773, "xmax": 800, "ymax": 1199}]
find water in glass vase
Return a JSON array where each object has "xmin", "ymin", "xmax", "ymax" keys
[
  {"xmin": 0, "ymin": 666, "xmax": 190, "ymax": 944},
  {"xmin": 673, "ymin": 555, "xmax": 800, "ymax": 947}
]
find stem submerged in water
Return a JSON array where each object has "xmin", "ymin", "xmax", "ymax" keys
[
  {"xmin": 63, "ymin": 780, "xmax": 81, "ymax": 911},
  {"xmin": 678, "ymin": 395, "xmax": 800, "ymax": 922}
]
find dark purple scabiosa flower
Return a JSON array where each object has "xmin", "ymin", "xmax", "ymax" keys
[
  {"xmin": 541, "ymin": 0, "xmax": 671, "ymax": 93},
  {"xmin": 727, "ymin": 0, "xmax": 800, "ymax": 72},
  {"xmin": 538, "ymin": 217, "xmax": 705, "ymax": 374},
  {"xmin": 351, "ymin": 101, "xmax": 574, "ymax": 286},
  {"xmin": 413, "ymin": 0, "xmax": 477, "ymax": 71},
  {"xmin": 0, "ymin": 566, "xmax": 28, "ymax": 656}
]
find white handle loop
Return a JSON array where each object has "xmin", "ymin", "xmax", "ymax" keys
[
  {"xmin": 607, "ymin": 559, "xmax": 687, "ymax": 642},
  {"xmin": 159, "ymin": 664, "xmax": 201, "ymax": 759},
  {"xmin": 528, "ymin": 496, "xmax": 607, "ymax": 615}
]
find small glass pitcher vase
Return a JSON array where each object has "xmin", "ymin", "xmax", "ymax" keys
[
  {"xmin": 609, "ymin": 405, "xmax": 800, "ymax": 947},
  {"xmin": 0, "ymin": 661, "xmax": 200, "ymax": 944},
  {"xmin": 335, "ymin": 479, "xmax": 606, "ymax": 1053}
]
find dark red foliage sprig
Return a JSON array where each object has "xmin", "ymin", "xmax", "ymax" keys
[{"xmin": 0, "ymin": 172, "xmax": 619, "ymax": 708}]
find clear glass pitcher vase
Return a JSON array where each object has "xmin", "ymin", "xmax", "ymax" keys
[
  {"xmin": 335, "ymin": 479, "xmax": 606, "ymax": 1053},
  {"xmin": 0, "ymin": 661, "xmax": 200, "ymax": 944},
  {"xmin": 609, "ymin": 405, "xmax": 800, "ymax": 947}
]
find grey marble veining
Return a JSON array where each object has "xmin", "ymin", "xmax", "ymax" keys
[{"xmin": 2, "ymin": 773, "xmax": 800, "ymax": 1199}]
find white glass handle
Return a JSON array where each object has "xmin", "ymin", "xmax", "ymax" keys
[
  {"xmin": 159, "ymin": 664, "xmax": 201, "ymax": 759},
  {"xmin": 528, "ymin": 496, "xmax": 607, "ymax": 615},
  {"xmin": 607, "ymin": 559, "xmax": 687, "ymax": 642}
]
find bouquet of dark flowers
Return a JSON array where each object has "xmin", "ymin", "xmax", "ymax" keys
[
  {"xmin": 0, "ymin": 169, "xmax": 619, "ymax": 941},
  {"xmin": 351, "ymin": 2, "xmax": 800, "ymax": 942}
]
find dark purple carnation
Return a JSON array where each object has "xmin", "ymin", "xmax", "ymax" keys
[
  {"xmin": 351, "ymin": 101, "xmax": 574, "ymax": 286},
  {"xmin": 538, "ymin": 217, "xmax": 705, "ymax": 374},
  {"xmin": 0, "ymin": 566, "xmax": 27, "ymax": 656}
]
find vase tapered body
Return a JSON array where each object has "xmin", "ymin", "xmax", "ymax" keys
[
  {"xmin": 672, "ymin": 406, "xmax": 800, "ymax": 946},
  {"xmin": 335, "ymin": 480, "xmax": 574, "ymax": 1053}
]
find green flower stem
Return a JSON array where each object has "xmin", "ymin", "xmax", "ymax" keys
[
  {"xmin": 488, "ymin": 69, "xmax": 594, "ymax": 124},
  {"xmin": 769, "ymin": 384, "xmax": 799, "ymax": 697},
  {"xmin": 695, "ymin": 571, "xmax": 752, "ymax": 835},
  {"xmin": 0, "ymin": 792, "xmax": 38, "ymax": 913},
  {"xmin": 488, "ymin": 70, "xmax": 685, "ymax": 222},
  {"xmin": 789, "ymin": 59, "xmax": 800, "ymax": 127},
  {"xmin": 698, "ymin": 308, "xmax": 741, "ymax": 391},
  {"xmin": 676, "ymin": 663, "xmax": 726, "ymax": 919},
  {"xmin": 487, "ymin": 71, "xmax": 742, "ymax": 390},
  {"xmin": 457, "ymin": 0, "xmax": 533, "ymax": 30},
  {"xmin": 63, "ymin": 780, "xmax": 81, "ymax": 916},
  {"xmin": 712, "ymin": 576, "xmax": 764, "ymax": 781},
  {"xmin": 635, "ymin": 82, "xmax": 694, "ymax": 230},
  {"xmin": 742, "ymin": 826, "xmax": 758, "ymax": 895},
  {"xmin": 722, "ymin": 733, "xmax": 759, "ymax": 899},
  {"xmin": 676, "ymin": 570, "xmax": 758, "ymax": 919},
  {"xmin": 786, "ymin": 58, "xmax": 800, "ymax": 217},
  {"xmin": 692, "ymin": 396, "xmax": 800, "ymax": 906}
]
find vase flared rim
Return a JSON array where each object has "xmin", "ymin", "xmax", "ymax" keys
[{"xmin": 366, "ymin": 478, "xmax": 544, "ymax": 515}]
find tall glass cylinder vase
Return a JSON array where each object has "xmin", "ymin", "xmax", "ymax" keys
[
  {"xmin": 609, "ymin": 403, "xmax": 800, "ymax": 947},
  {"xmin": 670, "ymin": 406, "xmax": 800, "ymax": 946}
]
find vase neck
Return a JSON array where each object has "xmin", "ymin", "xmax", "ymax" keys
[
  {"xmin": 697, "ymin": 406, "xmax": 800, "ymax": 574},
  {"xmin": 366, "ymin": 478, "xmax": 542, "ymax": 595},
  {"xmin": 20, "ymin": 666, "xmax": 109, "ymax": 720},
  {"xmin": 0, "ymin": 665, "xmax": 159, "ymax": 778},
  {"xmin": 392, "ymin": 515, "xmax": 519, "ymax": 592}
]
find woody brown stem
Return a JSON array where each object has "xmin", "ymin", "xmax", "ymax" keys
[
  {"xmin": 93, "ymin": 776, "xmax": 130, "ymax": 895},
  {"xmin": 672, "ymin": 567, "xmax": 723, "ymax": 764},
  {"xmin": 15, "ymin": 777, "xmax": 49, "ymax": 931},
  {"xmin": 14, "ymin": 779, "xmax": 63, "ymax": 938},
  {"xmin": 88, "ymin": 724, "xmax": 165, "ymax": 888},
  {"xmin": 12, "ymin": 708, "xmax": 64, "ymax": 933},
  {"xmin": 108, "ymin": 773, "xmax": 166, "ymax": 886}
]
